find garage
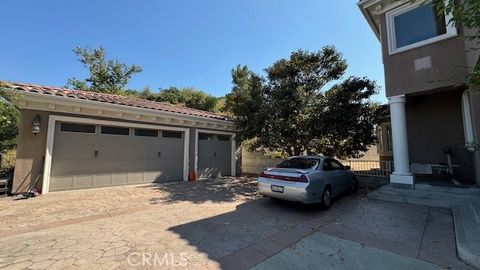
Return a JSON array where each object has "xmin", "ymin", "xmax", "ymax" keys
[
  {"xmin": 5, "ymin": 81, "xmax": 236, "ymax": 194},
  {"xmin": 50, "ymin": 120, "xmax": 187, "ymax": 191},
  {"xmin": 196, "ymin": 131, "xmax": 234, "ymax": 178}
]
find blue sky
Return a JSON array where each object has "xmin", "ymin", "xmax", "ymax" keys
[{"xmin": 0, "ymin": 0, "xmax": 386, "ymax": 103}]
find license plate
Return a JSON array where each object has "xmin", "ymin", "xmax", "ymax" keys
[{"xmin": 271, "ymin": 185, "xmax": 284, "ymax": 193}]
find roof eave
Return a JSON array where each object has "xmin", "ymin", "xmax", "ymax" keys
[
  {"xmin": 5, "ymin": 88, "xmax": 235, "ymax": 130},
  {"xmin": 357, "ymin": 0, "xmax": 381, "ymax": 40}
]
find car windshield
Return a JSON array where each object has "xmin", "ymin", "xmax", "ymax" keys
[{"xmin": 276, "ymin": 158, "xmax": 319, "ymax": 170}]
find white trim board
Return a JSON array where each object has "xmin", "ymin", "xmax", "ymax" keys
[
  {"xmin": 194, "ymin": 129, "xmax": 236, "ymax": 178},
  {"xmin": 17, "ymin": 91, "xmax": 234, "ymax": 129},
  {"xmin": 42, "ymin": 115, "xmax": 190, "ymax": 194}
]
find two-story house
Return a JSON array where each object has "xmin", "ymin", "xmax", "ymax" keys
[{"xmin": 358, "ymin": 0, "xmax": 480, "ymax": 187}]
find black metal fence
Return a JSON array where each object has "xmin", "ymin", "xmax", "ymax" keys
[{"xmin": 342, "ymin": 160, "xmax": 393, "ymax": 177}]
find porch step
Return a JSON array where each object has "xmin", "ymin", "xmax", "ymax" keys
[
  {"xmin": 414, "ymin": 183, "xmax": 480, "ymax": 196},
  {"xmin": 452, "ymin": 199, "xmax": 480, "ymax": 268},
  {"xmin": 367, "ymin": 185, "xmax": 473, "ymax": 209}
]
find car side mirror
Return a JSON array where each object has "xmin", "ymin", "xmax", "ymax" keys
[{"xmin": 344, "ymin": 165, "xmax": 351, "ymax": 170}]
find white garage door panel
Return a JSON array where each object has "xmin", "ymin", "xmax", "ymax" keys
[
  {"xmin": 75, "ymin": 146, "xmax": 97, "ymax": 160},
  {"xmin": 115, "ymin": 148, "xmax": 130, "ymax": 161},
  {"xmin": 97, "ymin": 145, "xmax": 114, "ymax": 159},
  {"xmin": 112, "ymin": 173, "xmax": 128, "ymax": 185},
  {"xmin": 51, "ymin": 160, "xmax": 77, "ymax": 175},
  {"xmin": 51, "ymin": 176, "xmax": 73, "ymax": 191},
  {"xmin": 74, "ymin": 175, "xmax": 94, "ymax": 188},
  {"xmin": 50, "ymin": 122, "xmax": 185, "ymax": 191},
  {"xmin": 94, "ymin": 174, "xmax": 112, "ymax": 186},
  {"xmin": 198, "ymin": 133, "xmax": 232, "ymax": 178},
  {"xmin": 113, "ymin": 161, "xmax": 131, "ymax": 172}
]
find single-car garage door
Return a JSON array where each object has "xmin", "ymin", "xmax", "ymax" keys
[
  {"xmin": 50, "ymin": 121, "xmax": 185, "ymax": 191},
  {"xmin": 197, "ymin": 132, "xmax": 232, "ymax": 178}
]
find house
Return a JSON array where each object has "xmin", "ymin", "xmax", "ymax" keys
[
  {"xmin": 358, "ymin": 0, "xmax": 480, "ymax": 187},
  {"xmin": 0, "ymin": 81, "xmax": 237, "ymax": 194}
]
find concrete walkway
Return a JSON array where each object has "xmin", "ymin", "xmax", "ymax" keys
[
  {"xmin": 369, "ymin": 183, "xmax": 480, "ymax": 268},
  {"xmin": 219, "ymin": 197, "xmax": 471, "ymax": 270},
  {"xmin": 251, "ymin": 232, "xmax": 442, "ymax": 270}
]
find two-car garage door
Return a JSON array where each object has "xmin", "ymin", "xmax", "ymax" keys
[{"xmin": 50, "ymin": 121, "xmax": 185, "ymax": 191}]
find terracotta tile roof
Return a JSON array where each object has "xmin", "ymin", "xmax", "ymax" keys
[{"xmin": 0, "ymin": 81, "xmax": 231, "ymax": 121}]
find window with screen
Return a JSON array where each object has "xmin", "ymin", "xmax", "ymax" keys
[
  {"xmin": 134, "ymin": 128, "xmax": 158, "ymax": 137},
  {"xmin": 199, "ymin": 133, "xmax": 214, "ymax": 140},
  {"xmin": 162, "ymin": 131, "xmax": 182, "ymax": 139},
  {"xmin": 217, "ymin": 135, "xmax": 230, "ymax": 141},
  {"xmin": 101, "ymin": 126, "xmax": 130, "ymax": 135},
  {"xmin": 60, "ymin": 123, "xmax": 96, "ymax": 133}
]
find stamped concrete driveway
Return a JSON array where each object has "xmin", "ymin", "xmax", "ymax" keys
[{"xmin": 0, "ymin": 177, "xmax": 472, "ymax": 270}]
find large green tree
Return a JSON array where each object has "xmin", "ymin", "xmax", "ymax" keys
[
  {"xmin": 225, "ymin": 66, "xmax": 265, "ymax": 140},
  {"xmin": 0, "ymin": 85, "xmax": 19, "ymax": 153},
  {"xmin": 309, "ymin": 77, "xmax": 387, "ymax": 158},
  {"xmin": 147, "ymin": 86, "xmax": 220, "ymax": 112},
  {"xmin": 226, "ymin": 47, "xmax": 386, "ymax": 158},
  {"xmin": 67, "ymin": 47, "xmax": 143, "ymax": 94}
]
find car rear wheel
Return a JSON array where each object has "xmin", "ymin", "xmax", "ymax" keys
[{"xmin": 320, "ymin": 187, "xmax": 331, "ymax": 209}]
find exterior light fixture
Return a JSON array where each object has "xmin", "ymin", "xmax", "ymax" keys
[
  {"xmin": 465, "ymin": 142, "xmax": 479, "ymax": 153},
  {"xmin": 32, "ymin": 114, "xmax": 41, "ymax": 134}
]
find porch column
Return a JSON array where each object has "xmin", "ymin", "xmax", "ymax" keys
[{"xmin": 388, "ymin": 95, "xmax": 414, "ymax": 186}]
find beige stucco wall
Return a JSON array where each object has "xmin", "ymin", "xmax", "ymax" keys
[
  {"xmin": 12, "ymin": 110, "xmax": 50, "ymax": 193},
  {"xmin": 406, "ymin": 90, "xmax": 475, "ymax": 183},
  {"xmin": 379, "ymin": 14, "xmax": 468, "ymax": 97},
  {"xmin": 241, "ymin": 149, "xmax": 284, "ymax": 175}
]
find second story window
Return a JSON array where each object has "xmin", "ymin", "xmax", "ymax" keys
[{"xmin": 386, "ymin": 2, "xmax": 457, "ymax": 54}]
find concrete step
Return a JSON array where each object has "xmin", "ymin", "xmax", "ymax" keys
[
  {"xmin": 452, "ymin": 200, "xmax": 480, "ymax": 268},
  {"xmin": 415, "ymin": 184, "xmax": 480, "ymax": 196},
  {"xmin": 367, "ymin": 185, "xmax": 469, "ymax": 208},
  {"xmin": 368, "ymin": 191, "xmax": 451, "ymax": 208}
]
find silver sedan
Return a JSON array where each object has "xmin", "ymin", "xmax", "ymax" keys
[{"xmin": 257, "ymin": 156, "xmax": 358, "ymax": 208}]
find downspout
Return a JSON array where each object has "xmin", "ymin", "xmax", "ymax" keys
[{"xmin": 467, "ymin": 89, "xmax": 480, "ymax": 185}]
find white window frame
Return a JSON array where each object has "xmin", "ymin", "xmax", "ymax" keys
[
  {"xmin": 42, "ymin": 115, "xmax": 190, "ymax": 194},
  {"xmin": 58, "ymin": 122, "xmax": 97, "ymax": 135},
  {"xmin": 195, "ymin": 129, "xmax": 236, "ymax": 178},
  {"xmin": 386, "ymin": 1, "xmax": 457, "ymax": 55}
]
